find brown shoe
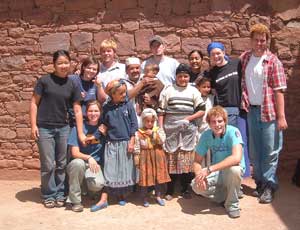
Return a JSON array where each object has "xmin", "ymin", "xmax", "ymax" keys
[{"xmin": 72, "ymin": 203, "xmax": 84, "ymax": 212}]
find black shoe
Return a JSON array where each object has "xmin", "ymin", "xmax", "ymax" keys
[
  {"xmin": 252, "ymin": 183, "xmax": 263, "ymax": 197},
  {"xmin": 259, "ymin": 186, "xmax": 274, "ymax": 204}
]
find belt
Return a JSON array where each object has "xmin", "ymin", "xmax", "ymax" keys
[{"xmin": 250, "ymin": 105, "xmax": 260, "ymax": 108}]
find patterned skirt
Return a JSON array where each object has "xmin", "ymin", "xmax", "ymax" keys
[
  {"xmin": 138, "ymin": 147, "xmax": 171, "ymax": 187},
  {"xmin": 167, "ymin": 150, "xmax": 195, "ymax": 174}
]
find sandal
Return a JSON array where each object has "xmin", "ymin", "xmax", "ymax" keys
[{"xmin": 44, "ymin": 200, "xmax": 55, "ymax": 208}]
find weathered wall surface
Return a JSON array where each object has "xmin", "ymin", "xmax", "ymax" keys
[{"xmin": 0, "ymin": 0, "xmax": 299, "ymax": 171}]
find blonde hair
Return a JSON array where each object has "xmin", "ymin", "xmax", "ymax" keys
[
  {"xmin": 206, "ymin": 106, "xmax": 228, "ymax": 125},
  {"xmin": 100, "ymin": 39, "xmax": 117, "ymax": 52},
  {"xmin": 250, "ymin": 23, "xmax": 270, "ymax": 40}
]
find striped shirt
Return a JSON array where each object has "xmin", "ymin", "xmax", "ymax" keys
[{"xmin": 158, "ymin": 84, "xmax": 205, "ymax": 115}]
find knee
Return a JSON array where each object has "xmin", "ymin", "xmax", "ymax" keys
[
  {"xmin": 67, "ymin": 159, "xmax": 86, "ymax": 174},
  {"xmin": 226, "ymin": 166, "xmax": 243, "ymax": 181}
]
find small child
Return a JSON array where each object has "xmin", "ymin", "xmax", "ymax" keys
[
  {"xmin": 136, "ymin": 64, "xmax": 164, "ymax": 115},
  {"xmin": 195, "ymin": 76, "xmax": 214, "ymax": 167},
  {"xmin": 100, "ymin": 79, "xmax": 138, "ymax": 206},
  {"xmin": 134, "ymin": 108, "xmax": 170, "ymax": 207}
]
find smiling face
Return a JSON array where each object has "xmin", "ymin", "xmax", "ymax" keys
[
  {"xmin": 86, "ymin": 103, "xmax": 101, "ymax": 125},
  {"xmin": 54, "ymin": 55, "xmax": 71, "ymax": 78},
  {"xmin": 100, "ymin": 47, "xmax": 115, "ymax": 66},
  {"xmin": 176, "ymin": 72, "xmax": 190, "ymax": 87},
  {"xmin": 83, "ymin": 63, "xmax": 98, "ymax": 81},
  {"xmin": 189, "ymin": 51, "xmax": 202, "ymax": 73},
  {"xmin": 209, "ymin": 48, "xmax": 226, "ymax": 67},
  {"xmin": 150, "ymin": 41, "xmax": 165, "ymax": 56},
  {"xmin": 209, "ymin": 115, "xmax": 226, "ymax": 137},
  {"xmin": 197, "ymin": 80, "xmax": 211, "ymax": 97},
  {"xmin": 111, "ymin": 84, "xmax": 127, "ymax": 104},
  {"xmin": 126, "ymin": 64, "xmax": 141, "ymax": 83},
  {"xmin": 251, "ymin": 32, "xmax": 268, "ymax": 57}
]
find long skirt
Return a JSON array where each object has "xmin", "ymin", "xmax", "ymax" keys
[
  {"xmin": 104, "ymin": 140, "xmax": 137, "ymax": 196},
  {"xmin": 167, "ymin": 150, "xmax": 195, "ymax": 174}
]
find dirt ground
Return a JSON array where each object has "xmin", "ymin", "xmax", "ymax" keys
[{"xmin": 0, "ymin": 169, "xmax": 299, "ymax": 230}]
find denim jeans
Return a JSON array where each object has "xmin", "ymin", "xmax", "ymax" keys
[
  {"xmin": 224, "ymin": 107, "xmax": 251, "ymax": 177},
  {"xmin": 191, "ymin": 166, "xmax": 243, "ymax": 212},
  {"xmin": 248, "ymin": 107, "xmax": 283, "ymax": 190},
  {"xmin": 37, "ymin": 125, "xmax": 70, "ymax": 201}
]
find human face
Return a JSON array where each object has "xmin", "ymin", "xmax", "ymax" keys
[
  {"xmin": 126, "ymin": 64, "xmax": 141, "ymax": 83},
  {"xmin": 111, "ymin": 85, "xmax": 127, "ymax": 104},
  {"xmin": 86, "ymin": 104, "xmax": 101, "ymax": 125},
  {"xmin": 150, "ymin": 41, "xmax": 165, "ymax": 56},
  {"xmin": 143, "ymin": 116, "xmax": 155, "ymax": 130},
  {"xmin": 197, "ymin": 81, "xmax": 211, "ymax": 97},
  {"xmin": 189, "ymin": 52, "xmax": 202, "ymax": 72},
  {"xmin": 83, "ymin": 63, "xmax": 98, "ymax": 81},
  {"xmin": 251, "ymin": 32, "xmax": 268, "ymax": 57},
  {"xmin": 210, "ymin": 48, "xmax": 226, "ymax": 67},
  {"xmin": 176, "ymin": 73, "xmax": 190, "ymax": 87},
  {"xmin": 209, "ymin": 115, "xmax": 226, "ymax": 137},
  {"xmin": 54, "ymin": 55, "xmax": 71, "ymax": 78},
  {"xmin": 100, "ymin": 47, "xmax": 115, "ymax": 65}
]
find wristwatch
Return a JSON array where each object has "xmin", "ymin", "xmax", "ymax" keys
[{"xmin": 207, "ymin": 165, "xmax": 212, "ymax": 174}]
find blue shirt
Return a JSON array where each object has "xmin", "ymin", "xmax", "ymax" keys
[
  {"xmin": 101, "ymin": 98, "xmax": 138, "ymax": 141},
  {"xmin": 68, "ymin": 122, "xmax": 105, "ymax": 163},
  {"xmin": 195, "ymin": 125, "xmax": 245, "ymax": 171}
]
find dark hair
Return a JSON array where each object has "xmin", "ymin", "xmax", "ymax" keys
[
  {"xmin": 53, "ymin": 50, "xmax": 71, "ymax": 64},
  {"xmin": 86, "ymin": 100, "xmax": 101, "ymax": 112},
  {"xmin": 188, "ymin": 50, "xmax": 204, "ymax": 60},
  {"xmin": 195, "ymin": 76, "xmax": 211, "ymax": 87},
  {"xmin": 80, "ymin": 56, "xmax": 100, "ymax": 76}
]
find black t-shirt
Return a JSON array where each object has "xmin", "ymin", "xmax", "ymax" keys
[
  {"xmin": 205, "ymin": 59, "xmax": 242, "ymax": 107},
  {"xmin": 34, "ymin": 73, "xmax": 82, "ymax": 128}
]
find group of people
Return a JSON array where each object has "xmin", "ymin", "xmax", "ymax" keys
[{"xmin": 29, "ymin": 23, "xmax": 287, "ymax": 219}]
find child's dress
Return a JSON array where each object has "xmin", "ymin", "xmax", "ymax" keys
[{"xmin": 134, "ymin": 127, "xmax": 170, "ymax": 187}]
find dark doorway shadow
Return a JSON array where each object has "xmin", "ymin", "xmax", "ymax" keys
[{"xmin": 15, "ymin": 187, "xmax": 42, "ymax": 204}]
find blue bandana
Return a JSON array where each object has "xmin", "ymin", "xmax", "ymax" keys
[{"xmin": 207, "ymin": 42, "xmax": 225, "ymax": 56}]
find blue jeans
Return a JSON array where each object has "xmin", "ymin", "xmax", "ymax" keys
[
  {"xmin": 224, "ymin": 107, "xmax": 251, "ymax": 177},
  {"xmin": 248, "ymin": 107, "xmax": 283, "ymax": 190},
  {"xmin": 37, "ymin": 125, "xmax": 70, "ymax": 201}
]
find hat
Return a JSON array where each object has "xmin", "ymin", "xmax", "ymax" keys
[
  {"xmin": 149, "ymin": 35, "xmax": 164, "ymax": 46},
  {"xmin": 125, "ymin": 57, "xmax": 140, "ymax": 66},
  {"xmin": 175, "ymin": 63, "xmax": 191, "ymax": 76},
  {"xmin": 85, "ymin": 168, "xmax": 105, "ymax": 192}
]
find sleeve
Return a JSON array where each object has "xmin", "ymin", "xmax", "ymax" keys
[
  {"xmin": 156, "ymin": 127, "xmax": 166, "ymax": 143},
  {"xmin": 157, "ymin": 86, "xmax": 169, "ymax": 114},
  {"xmin": 133, "ymin": 132, "xmax": 140, "ymax": 155},
  {"xmin": 128, "ymin": 101, "xmax": 138, "ymax": 136},
  {"xmin": 67, "ymin": 127, "xmax": 79, "ymax": 147},
  {"xmin": 71, "ymin": 80, "xmax": 82, "ymax": 104},
  {"xmin": 34, "ymin": 76, "xmax": 45, "ymax": 96},
  {"xmin": 228, "ymin": 127, "xmax": 244, "ymax": 147},
  {"xmin": 194, "ymin": 89, "xmax": 206, "ymax": 112},
  {"xmin": 271, "ymin": 57, "xmax": 287, "ymax": 91},
  {"xmin": 195, "ymin": 131, "xmax": 209, "ymax": 157}
]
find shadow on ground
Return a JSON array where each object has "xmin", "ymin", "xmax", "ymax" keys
[{"xmin": 15, "ymin": 187, "xmax": 41, "ymax": 204}]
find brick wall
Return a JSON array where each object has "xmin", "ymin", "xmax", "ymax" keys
[{"xmin": 0, "ymin": 0, "xmax": 299, "ymax": 171}]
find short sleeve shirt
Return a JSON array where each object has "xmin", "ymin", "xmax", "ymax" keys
[{"xmin": 195, "ymin": 125, "xmax": 245, "ymax": 171}]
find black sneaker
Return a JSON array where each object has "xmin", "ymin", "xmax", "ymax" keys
[
  {"xmin": 252, "ymin": 183, "xmax": 263, "ymax": 197},
  {"xmin": 259, "ymin": 186, "xmax": 274, "ymax": 204}
]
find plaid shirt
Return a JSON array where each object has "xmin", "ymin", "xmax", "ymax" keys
[{"xmin": 240, "ymin": 50, "xmax": 287, "ymax": 122}]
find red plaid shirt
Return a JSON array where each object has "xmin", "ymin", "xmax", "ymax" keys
[{"xmin": 240, "ymin": 50, "xmax": 287, "ymax": 122}]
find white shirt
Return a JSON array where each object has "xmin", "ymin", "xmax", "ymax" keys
[
  {"xmin": 245, "ymin": 54, "xmax": 266, "ymax": 105},
  {"xmin": 97, "ymin": 62, "xmax": 126, "ymax": 87},
  {"xmin": 141, "ymin": 56, "xmax": 179, "ymax": 86}
]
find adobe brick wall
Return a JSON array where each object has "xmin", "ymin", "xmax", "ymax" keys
[{"xmin": 0, "ymin": 0, "xmax": 299, "ymax": 171}]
